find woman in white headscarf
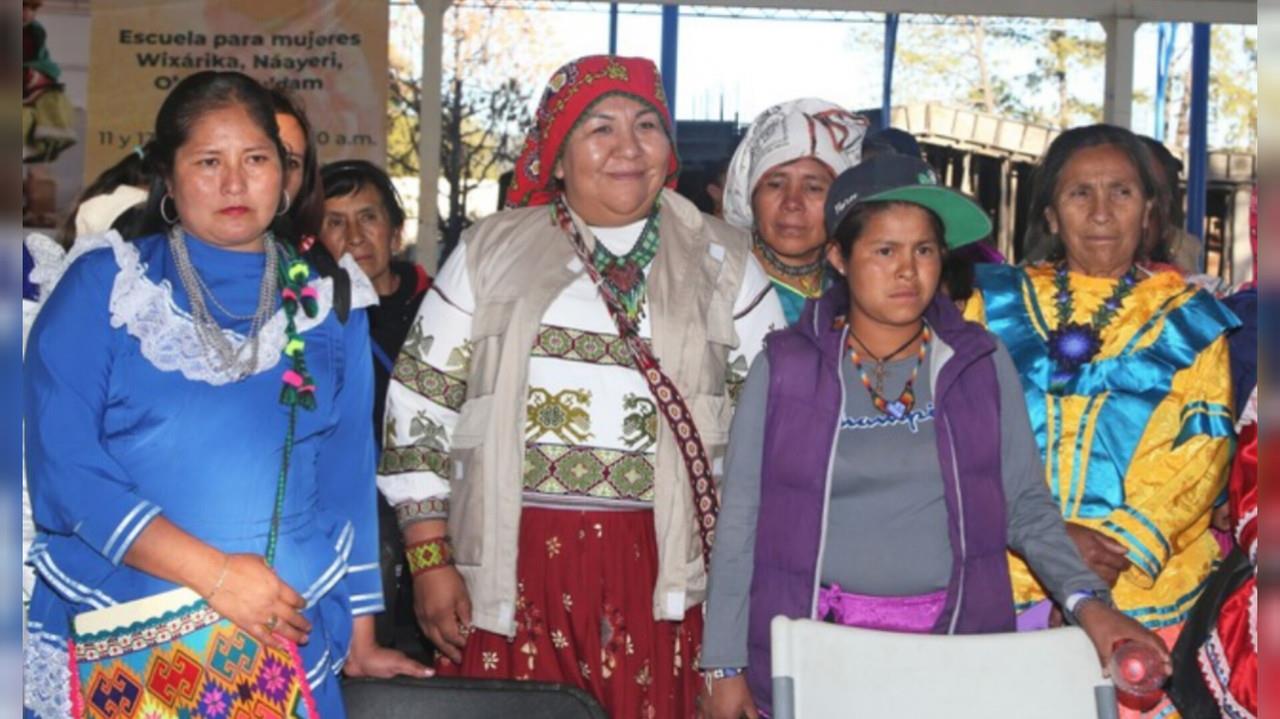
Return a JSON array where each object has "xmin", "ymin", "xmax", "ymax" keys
[{"xmin": 723, "ymin": 98, "xmax": 868, "ymax": 324}]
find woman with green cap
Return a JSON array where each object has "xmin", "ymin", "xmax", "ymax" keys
[{"xmin": 699, "ymin": 154, "xmax": 1167, "ymax": 718}]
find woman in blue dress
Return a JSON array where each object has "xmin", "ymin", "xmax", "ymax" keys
[{"xmin": 22, "ymin": 71, "xmax": 426, "ymax": 718}]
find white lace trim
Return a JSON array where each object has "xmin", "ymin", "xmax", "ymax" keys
[
  {"xmin": 1237, "ymin": 507, "xmax": 1258, "ymax": 563},
  {"xmin": 25, "ymin": 231, "xmax": 109, "ymax": 305},
  {"xmin": 28, "ymin": 234, "xmax": 377, "ymax": 386},
  {"xmin": 24, "ymin": 630, "xmax": 72, "ymax": 719},
  {"xmin": 73, "ymin": 232, "xmax": 345, "ymax": 385}
]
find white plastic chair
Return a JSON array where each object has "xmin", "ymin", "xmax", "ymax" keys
[{"xmin": 770, "ymin": 616, "xmax": 1118, "ymax": 719}]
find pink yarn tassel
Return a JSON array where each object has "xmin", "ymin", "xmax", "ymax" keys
[
  {"xmin": 300, "ymin": 286, "xmax": 318, "ymax": 299},
  {"xmin": 283, "ymin": 639, "xmax": 322, "ymax": 718},
  {"xmin": 282, "ymin": 370, "xmax": 305, "ymax": 388},
  {"xmin": 67, "ymin": 640, "xmax": 85, "ymax": 719}
]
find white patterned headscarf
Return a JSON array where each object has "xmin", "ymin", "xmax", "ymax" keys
[{"xmin": 723, "ymin": 98, "xmax": 869, "ymax": 230}]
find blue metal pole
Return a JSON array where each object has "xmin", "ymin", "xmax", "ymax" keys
[
  {"xmin": 608, "ymin": 3, "xmax": 618, "ymax": 55},
  {"xmin": 1186, "ymin": 22, "xmax": 1210, "ymax": 262},
  {"xmin": 882, "ymin": 13, "xmax": 900, "ymax": 128},
  {"xmin": 660, "ymin": 4, "xmax": 679, "ymax": 125},
  {"xmin": 1154, "ymin": 22, "xmax": 1177, "ymax": 141}
]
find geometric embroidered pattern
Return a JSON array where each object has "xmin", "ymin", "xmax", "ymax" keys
[
  {"xmin": 395, "ymin": 497, "xmax": 450, "ymax": 528},
  {"xmin": 406, "ymin": 538, "xmax": 453, "ymax": 575},
  {"xmin": 378, "ymin": 445, "xmax": 451, "ymax": 478},
  {"xmin": 73, "ymin": 595, "xmax": 317, "ymax": 719},
  {"xmin": 523, "ymin": 443, "xmax": 655, "ymax": 503},
  {"xmin": 393, "ymin": 354, "xmax": 466, "ymax": 412},
  {"xmin": 532, "ymin": 325, "xmax": 639, "ymax": 367}
]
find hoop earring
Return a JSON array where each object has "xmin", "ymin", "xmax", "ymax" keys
[
  {"xmin": 277, "ymin": 190, "xmax": 291, "ymax": 217},
  {"xmin": 160, "ymin": 194, "xmax": 179, "ymax": 225}
]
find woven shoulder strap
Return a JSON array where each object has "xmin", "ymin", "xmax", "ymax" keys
[{"xmin": 552, "ymin": 198, "xmax": 718, "ymax": 566}]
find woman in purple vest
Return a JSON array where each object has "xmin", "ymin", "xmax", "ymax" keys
[{"xmin": 699, "ymin": 154, "xmax": 1169, "ymax": 718}]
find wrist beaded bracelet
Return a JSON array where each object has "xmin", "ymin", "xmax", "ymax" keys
[
  {"xmin": 206, "ymin": 556, "xmax": 231, "ymax": 600},
  {"xmin": 702, "ymin": 667, "xmax": 746, "ymax": 694},
  {"xmin": 406, "ymin": 537, "xmax": 454, "ymax": 576}
]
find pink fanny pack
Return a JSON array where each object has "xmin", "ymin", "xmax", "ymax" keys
[{"xmin": 816, "ymin": 583, "xmax": 946, "ymax": 633}]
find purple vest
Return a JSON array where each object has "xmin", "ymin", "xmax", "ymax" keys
[{"xmin": 746, "ymin": 289, "xmax": 1016, "ymax": 712}]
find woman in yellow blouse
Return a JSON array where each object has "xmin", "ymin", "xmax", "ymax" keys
[{"xmin": 965, "ymin": 124, "xmax": 1238, "ymax": 718}]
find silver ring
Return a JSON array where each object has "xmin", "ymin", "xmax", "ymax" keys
[{"xmin": 265, "ymin": 614, "xmax": 279, "ymax": 632}]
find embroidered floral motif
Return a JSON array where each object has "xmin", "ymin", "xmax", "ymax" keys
[
  {"xmin": 482, "ymin": 652, "xmax": 499, "ymax": 672},
  {"xmin": 393, "ymin": 354, "xmax": 466, "ymax": 412},
  {"xmin": 551, "ymin": 630, "xmax": 569, "ymax": 649},
  {"xmin": 621, "ymin": 394, "xmax": 658, "ymax": 452},
  {"xmin": 600, "ymin": 602, "xmax": 627, "ymax": 679},
  {"xmin": 563, "ymin": 593, "xmax": 574, "ymax": 612},
  {"xmin": 523, "ymin": 444, "xmax": 655, "ymax": 502},
  {"xmin": 635, "ymin": 660, "xmax": 653, "ymax": 687},
  {"xmin": 516, "ymin": 600, "xmax": 546, "ymax": 671},
  {"xmin": 546, "ymin": 536, "xmax": 562, "ymax": 558},
  {"xmin": 525, "ymin": 388, "xmax": 593, "ymax": 443}
]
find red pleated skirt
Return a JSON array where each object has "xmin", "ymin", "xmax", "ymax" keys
[{"xmin": 436, "ymin": 506, "xmax": 703, "ymax": 718}]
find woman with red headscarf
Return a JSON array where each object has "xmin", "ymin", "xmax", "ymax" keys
[{"xmin": 377, "ymin": 55, "xmax": 784, "ymax": 715}]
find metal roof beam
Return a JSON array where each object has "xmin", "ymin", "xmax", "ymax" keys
[{"xmin": 574, "ymin": 0, "xmax": 1255, "ymax": 26}]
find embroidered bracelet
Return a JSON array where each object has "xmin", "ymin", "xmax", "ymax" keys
[
  {"xmin": 406, "ymin": 537, "xmax": 454, "ymax": 576},
  {"xmin": 395, "ymin": 497, "xmax": 449, "ymax": 530},
  {"xmin": 703, "ymin": 667, "xmax": 744, "ymax": 680}
]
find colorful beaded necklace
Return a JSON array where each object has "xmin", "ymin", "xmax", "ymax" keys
[
  {"xmin": 752, "ymin": 232, "xmax": 825, "ymax": 298},
  {"xmin": 1045, "ymin": 262, "xmax": 1139, "ymax": 391},
  {"xmin": 847, "ymin": 323, "xmax": 930, "ymax": 419},
  {"xmin": 590, "ymin": 200, "xmax": 662, "ymax": 321}
]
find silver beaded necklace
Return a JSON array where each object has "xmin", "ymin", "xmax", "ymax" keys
[{"xmin": 167, "ymin": 224, "xmax": 280, "ymax": 381}]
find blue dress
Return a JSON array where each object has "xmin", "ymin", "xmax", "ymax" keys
[{"xmin": 22, "ymin": 231, "xmax": 382, "ymax": 718}]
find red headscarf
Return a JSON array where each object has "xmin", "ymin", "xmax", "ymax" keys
[{"xmin": 505, "ymin": 55, "xmax": 680, "ymax": 209}]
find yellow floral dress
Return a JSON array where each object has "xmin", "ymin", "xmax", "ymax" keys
[{"xmin": 966, "ymin": 263, "xmax": 1238, "ymax": 631}]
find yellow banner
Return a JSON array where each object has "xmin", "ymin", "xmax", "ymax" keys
[{"xmin": 86, "ymin": 0, "xmax": 388, "ymax": 183}]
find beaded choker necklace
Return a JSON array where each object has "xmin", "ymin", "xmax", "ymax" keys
[
  {"xmin": 752, "ymin": 232, "xmax": 825, "ymax": 298},
  {"xmin": 590, "ymin": 202, "xmax": 661, "ymax": 321},
  {"xmin": 847, "ymin": 323, "xmax": 929, "ymax": 419},
  {"xmin": 1046, "ymin": 262, "xmax": 1139, "ymax": 390}
]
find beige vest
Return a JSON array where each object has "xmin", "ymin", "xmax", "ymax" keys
[{"xmin": 450, "ymin": 189, "xmax": 751, "ymax": 636}]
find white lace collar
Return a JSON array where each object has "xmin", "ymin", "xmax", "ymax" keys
[{"xmin": 25, "ymin": 231, "xmax": 378, "ymax": 387}]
